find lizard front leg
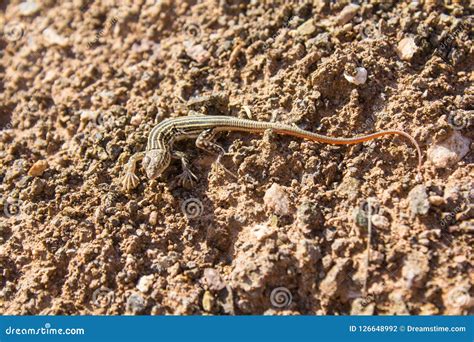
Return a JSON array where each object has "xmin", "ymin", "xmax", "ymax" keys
[
  {"xmin": 195, "ymin": 128, "xmax": 236, "ymax": 178},
  {"xmin": 172, "ymin": 151, "xmax": 198, "ymax": 187},
  {"xmin": 122, "ymin": 151, "xmax": 145, "ymax": 191}
]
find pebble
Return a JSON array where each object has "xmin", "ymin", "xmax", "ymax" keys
[
  {"xmin": 202, "ymin": 290, "xmax": 214, "ymax": 312},
  {"xmin": 336, "ymin": 4, "xmax": 360, "ymax": 26},
  {"xmin": 396, "ymin": 37, "xmax": 418, "ymax": 61},
  {"xmin": 408, "ymin": 185, "xmax": 430, "ymax": 216},
  {"xmin": 296, "ymin": 19, "xmax": 316, "ymax": 36},
  {"xmin": 30, "ymin": 178, "xmax": 46, "ymax": 196},
  {"xmin": 18, "ymin": 0, "xmax": 40, "ymax": 16},
  {"xmin": 149, "ymin": 211, "xmax": 158, "ymax": 226},
  {"xmin": 263, "ymin": 183, "xmax": 290, "ymax": 216},
  {"xmin": 126, "ymin": 293, "xmax": 146, "ymax": 314},
  {"xmin": 202, "ymin": 268, "xmax": 226, "ymax": 291},
  {"xmin": 130, "ymin": 114, "xmax": 143, "ymax": 127},
  {"xmin": 427, "ymin": 132, "xmax": 470, "ymax": 168},
  {"xmin": 136, "ymin": 275, "xmax": 154, "ymax": 293},
  {"xmin": 344, "ymin": 67, "xmax": 367, "ymax": 85},
  {"xmin": 183, "ymin": 41, "xmax": 210, "ymax": 64},
  {"xmin": 28, "ymin": 160, "xmax": 48, "ymax": 177},
  {"xmin": 371, "ymin": 214, "xmax": 390, "ymax": 229},
  {"xmin": 43, "ymin": 27, "xmax": 68, "ymax": 47},
  {"xmin": 429, "ymin": 195, "xmax": 446, "ymax": 206}
]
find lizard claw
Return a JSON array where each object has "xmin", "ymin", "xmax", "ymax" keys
[
  {"xmin": 177, "ymin": 169, "xmax": 198, "ymax": 188},
  {"xmin": 122, "ymin": 172, "xmax": 140, "ymax": 191}
]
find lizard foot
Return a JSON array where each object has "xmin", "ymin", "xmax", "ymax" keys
[
  {"xmin": 216, "ymin": 154, "xmax": 237, "ymax": 179},
  {"xmin": 177, "ymin": 169, "xmax": 198, "ymax": 188},
  {"xmin": 122, "ymin": 172, "xmax": 140, "ymax": 191}
]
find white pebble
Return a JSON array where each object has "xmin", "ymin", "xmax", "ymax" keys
[
  {"xmin": 43, "ymin": 27, "xmax": 68, "ymax": 46},
  {"xmin": 427, "ymin": 131, "xmax": 470, "ymax": 168},
  {"xmin": 396, "ymin": 37, "xmax": 418, "ymax": 61},
  {"xmin": 344, "ymin": 67, "xmax": 368, "ymax": 85},
  {"xmin": 263, "ymin": 183, "xmax": 290, "ymax": 216},
  {"xmin": 136, "ymin": 275, "xmax": 154, "ymax": 293},
  {"xmin": 19, "ymin": 0, "xmax": 40, "ymax": 16}
]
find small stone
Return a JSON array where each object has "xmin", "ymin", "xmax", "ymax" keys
[
  {"xmin": 419, "ymin": 238, "xmax": 430, "ymax": 246},
  {"xmin": 202, "ymin": 268, "xmax": 226, "ymax": 291},
  {"xmin": 296, "ymin": 19, "xmax": 316, "ymax": 36},
  {"xmin": 402, "ymin": 251, "xmax": 429, "ymax": 289},
  {"xmin": 130, "ymin": 114, "xmax": 143, "ymax": 127},
  {"xmin": 429, "ymin": 195, "xmax": 446, "ymax": 206},
  {"xmin": 183, "ymin": 41, "xmax": 210, "ymax": 64},
  {"xmin": 344, "ymin": 67, "xmax": 368, "ymax": 85},
  {"xmin": 149, "ymin": 211, "xmax": 158, "ymax": 226},
  {"xmin": 202, "ymin": 290, "xmax": 214, "ymax": 312},
  {"xmin": 43, "ymin": 27, "xmax": 68, "ymax": 47},
  {"xmin": 251, "ymin": 224, "xmax": 274, "ymax": 242},
  {"xmin": 336, "ymin": 4, "xmax": 360, "ymax": 26},
  {"xmin": 296, "ymin": 200, "xmax": 324, "ymax": 233},
  {"xmin": 371, "ymin": 214, "xmax": 390, "ymax": 229},
  {"xmin": 136, "ymin": 275, "xmax": 154, "ymax": 293},
  {"xmin": 395, "ymin": 224, "xmax": 410, "ymax": 238},
  {"xmin": 459, "ymin": 221, "xmax": 474, "ymax": 233},
  {"xmin": 396, "ymin": 37, "xmax": 418, "ymax": 61},
  {"xmin": 28, "ymin": 160, "xmax": 48, "ymax": 177},
  {"xmin": 167, "ymin": 262, "xmax": 181, "ymax": 277},
  {"xmin": 408, "ymin": 185, "xmax": 430, "ymax": 216},
  {"xmin": 30, "ymin": 178, "xmax": 46, "ymax": 196},
  {"xmin": 263, "ymin": 183, "xmax": 290, "ymax": 216},
  {"xmin": 18, "ymin": 0, "xmax": 40, "ymax": 16},
  {"xmin": 331, "ymin": 238, "xmax": 346, "ymax": 255},
  {"xmin": 126, "ymin": 293, "xmax": 146, "ymax": 314},
  {"xmin": 427, "ymin": 132, "xmax": 470, "ymax": 168}
]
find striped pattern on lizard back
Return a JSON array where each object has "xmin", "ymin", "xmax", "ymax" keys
[{"xmin": 121, "ymin": 115, "xmax": 423, "ymax": 191}]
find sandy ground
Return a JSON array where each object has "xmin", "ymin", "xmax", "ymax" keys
[{"xmin": 0, "ymin": 0, "xmax": 473, "ymax": 315}]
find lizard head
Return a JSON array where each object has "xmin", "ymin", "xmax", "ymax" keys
[{"xmin": 143, "ymin": 149, "xmax": 171, "ymax": 180}]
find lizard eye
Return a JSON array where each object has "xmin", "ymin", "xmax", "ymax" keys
[{"xmin": 143, "ymin": 155, "xmax": 151, "ymax": 166}]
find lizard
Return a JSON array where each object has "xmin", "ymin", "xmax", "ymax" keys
[{"xmin": 121, "ymin": 115, "xmax": 423, "ymax": 190}]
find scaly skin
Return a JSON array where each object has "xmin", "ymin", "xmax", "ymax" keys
[{"xmin": 122, "ymin": 115, "xmax": 423, "ymax": 190}]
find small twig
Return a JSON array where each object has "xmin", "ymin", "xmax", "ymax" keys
[{"xmin": 363, "ymin": 198, "xmax": 373, "ymax": 296}]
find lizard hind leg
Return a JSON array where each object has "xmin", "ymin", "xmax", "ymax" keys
[{"xmin": 195, "ymin": 128, "xmax": 237, "ymax": 179}]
